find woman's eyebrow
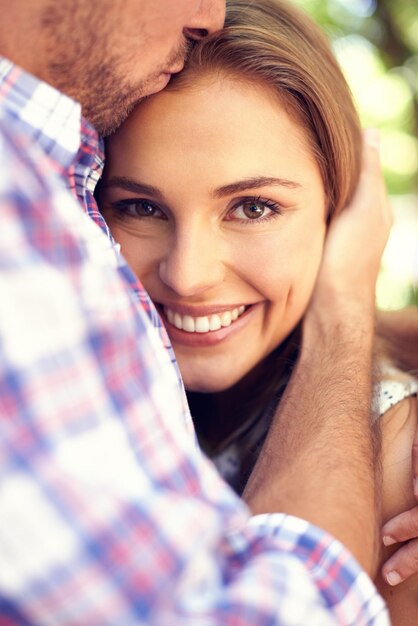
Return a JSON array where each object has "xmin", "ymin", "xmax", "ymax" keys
[
  {"xmin": 214, "ymin": 176, "xmax": 302, "ymax": 198},
  {"xmin": 103, "ymin": 176, "xmax": 164, "ymax": 200}
]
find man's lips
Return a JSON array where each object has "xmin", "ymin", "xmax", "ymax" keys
[{"xmin": 165, "ymin": 63, "xmax": 185, "ymax": 75}]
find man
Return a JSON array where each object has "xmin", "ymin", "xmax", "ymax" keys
[{"xmin": 0, "ymin": 0, "xmax": 411, "ymax": 623}]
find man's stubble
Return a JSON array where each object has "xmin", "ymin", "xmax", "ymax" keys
[{"xmin": 42, "ymin": 0, "xmax": 189, "ymax": 136}]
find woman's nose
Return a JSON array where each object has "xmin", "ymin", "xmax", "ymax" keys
[{"xmin": 158, "ymin": 230, "xmax": 225, "ymax": 297}]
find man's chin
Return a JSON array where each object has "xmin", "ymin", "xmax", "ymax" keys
[
  {"xmin": 84, "ymin": 71, "xmax": 175, "ymax": 136},
  {"xmin": 84, "ymin": 95, "xmax": 143, "ymax": 137},
  {"xmin": 145, "ymin": 72, "xmax": 172, "ymax": 97}
]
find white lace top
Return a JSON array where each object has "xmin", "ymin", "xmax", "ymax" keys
[
  {"xmin": 375, "ymin": 367, "xmax": 418, "ymax": 415},
  {"xmin": 210, "ymin": 365, "xmax": 418, "ymax": 494}
]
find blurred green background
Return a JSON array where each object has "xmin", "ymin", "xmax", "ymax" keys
[{"xmin": 295, "ymin": 0, "xmax": 418, "ymax": 309}]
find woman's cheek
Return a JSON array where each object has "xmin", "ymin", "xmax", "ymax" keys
[{"xmin": 262, "ymin": 231, "xmax": 324, "ymax": 304}]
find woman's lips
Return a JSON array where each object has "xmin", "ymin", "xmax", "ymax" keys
[
  {"xmin": 164, "ymin": 305, "xmax": 246, "ymax": 333},
  {"xmin": 158, "ymin": 304, "xmax": 255, "ymax": 347}
]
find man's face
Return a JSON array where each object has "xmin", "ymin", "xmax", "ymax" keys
[{"xmin": 43, "ymin": 0, "xmax": 225, "ymax": 135}]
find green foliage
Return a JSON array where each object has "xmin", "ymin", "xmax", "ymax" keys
[
  {"xmin": 408, "ymin": 283, "xmax": 418, "ymax": 306},
  {"xmin": 295, "ymin": 0, "xmax": 418, "ymax": 195}
]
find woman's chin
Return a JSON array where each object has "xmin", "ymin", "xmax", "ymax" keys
[
  {"xmin": 182, "ymin": 371, "xmax": 240, "ymax": 394},
  {"xmin": 183, "ymin": 379, "xmax": 232, "ymax": 394}
]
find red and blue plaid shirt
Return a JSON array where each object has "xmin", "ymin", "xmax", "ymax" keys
[{"xmin": 0, "ymin": 57, "xmax": 390, "ymax": 626}]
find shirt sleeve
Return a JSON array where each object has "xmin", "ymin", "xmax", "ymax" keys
[{"xmin": 0, "ymin": 123, "xmax": 390, "ymax": 626}]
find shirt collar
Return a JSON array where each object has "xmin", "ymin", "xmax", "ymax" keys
[{"xmin": 0, "ymin": 56, "xmax": 102, "ymax": 173}]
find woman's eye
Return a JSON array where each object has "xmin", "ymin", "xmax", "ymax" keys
[
  {"xmin": 228, "ymin": 198, "xmax": 281, "ymax": 222},
  {"xmin": 112, "ymin": 199, "xmax": 165, "ymax": 219}
]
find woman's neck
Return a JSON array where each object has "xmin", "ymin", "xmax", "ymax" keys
[
  {"xmin": 187, "ymin": 335, "xmax": 300, "ymax": 453},
  {"xmin": 187, "ymin": 381, "xmax": 245, "ymax": 451}
]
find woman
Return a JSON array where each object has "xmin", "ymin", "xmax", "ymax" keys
[{"xmin": 99, "ymin": 0, "xmax": 418, "ymax": 621}]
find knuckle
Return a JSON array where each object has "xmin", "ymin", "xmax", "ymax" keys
[
  {"xmin": 403, "ymin": 545, "xmax": 418, "ymax": 574},
  {"xmin": 386, "ymin": 541, "xmax": 418, "ymax": 579}
]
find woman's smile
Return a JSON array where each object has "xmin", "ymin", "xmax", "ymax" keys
[
  {"xmin": 164, "ymin": 304, "xmax": 247, "ymax": 333},
  {"xmin": 158, "ymin": 302, "xmax": 254, "ymax": 347}
]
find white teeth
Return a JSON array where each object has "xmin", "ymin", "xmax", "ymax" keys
[
  {"xmin": 164, "ymin": 306, "xmax": 247, "ymax": 334},
  {"xmin": 209, "ymin": 314, "xmax": 222, "ymax": 331},
  {"xmin": 220, "ymin": 311, "xmax": 232, "ymax": 327},
  {"xmin": 174, "ymin": 312, "xmax": 183, "ymax": 330},
  {"xmin": 182, "ymin": 315, "xmax": 195, "ymax": 332},
  {"xmin": 195, "ymin": 317, "xmax": 210, "ymax": 333}
]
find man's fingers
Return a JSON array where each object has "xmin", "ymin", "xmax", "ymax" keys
[
  {"xmin": 382, "ymin": 506, "xmax": 418, "ymax": 545},
  {"xmin": 344, "ymin": 130, "xmax": 380, "ymax": 214},
  {"xmin": 339, "ymin": 129, "xmax": 392, "ymax": 250},
  {"xmin": 363, "ymin": 127, "xmax": 380, "ymax": 151},
  {"xmin": 362, "ymin": 129, "xmax": 381, "ymax": 184},
  {"xmin": 412, "ymin": 398, "xmax": 418, "ymax": 499},
  {"xmin": 381, "ymin": 537, "xmax": 418, "ymax": 586},
  {"xmin": 365, "ymin": 129, "xmax": 392, "ymax": 221}
]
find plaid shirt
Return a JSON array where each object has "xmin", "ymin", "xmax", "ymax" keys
[{"xmin": 0, "ymin": 58, "xmax": 390, "ymax": 626}]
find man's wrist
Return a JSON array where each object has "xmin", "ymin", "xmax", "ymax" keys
[{"xmin": 304, "ymin": 287, "xmax": 376, "ymax": 350}]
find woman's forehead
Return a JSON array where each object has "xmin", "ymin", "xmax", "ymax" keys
[
  {"xmin": 109, "ymin": 74, "xmax": 316, "ymax": 164},
  {"xmin": 103, "ymin": 75, "xmax": 326, "ymax": 213}
]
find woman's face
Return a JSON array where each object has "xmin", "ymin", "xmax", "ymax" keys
[{"xmin": 101, "ymin": 75, "xmax": 327, "ymax": 392}]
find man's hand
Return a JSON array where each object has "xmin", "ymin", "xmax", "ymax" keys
[
  {"xmin": 381, "ymin": 398, "xmax": 418, "ymax": 586},
  {"xmin": 310, "ymin": 128, "xmax": 392, "ymax": 314},
  {"xmin": 244, "ymin": 130, "xmax": 393, "ymax": 575}
]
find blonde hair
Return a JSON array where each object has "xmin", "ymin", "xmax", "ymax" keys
[{"xmin": 169, "ymin": 0, "xmax": 362, "ymax": 219}]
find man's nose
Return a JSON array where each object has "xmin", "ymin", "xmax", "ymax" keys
[{"xmin": 183, "ymin": 0, "xmax": 226, "ymax": 40}]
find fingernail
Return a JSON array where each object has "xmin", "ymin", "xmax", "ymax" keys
[
  {"xmin": 413, "ymin": 477, "xmax": 418, "ymax": 497},
  {"xmin": 364, "ymin": 128, "xmax": 380, "ymax": 150},
  {"xmin": 386, "ymin": 571, "xmax": 402, "ymax": 586},
  {"xmin": 382, "ymin": 535, "xmax": 396, "ymax": 547}
]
